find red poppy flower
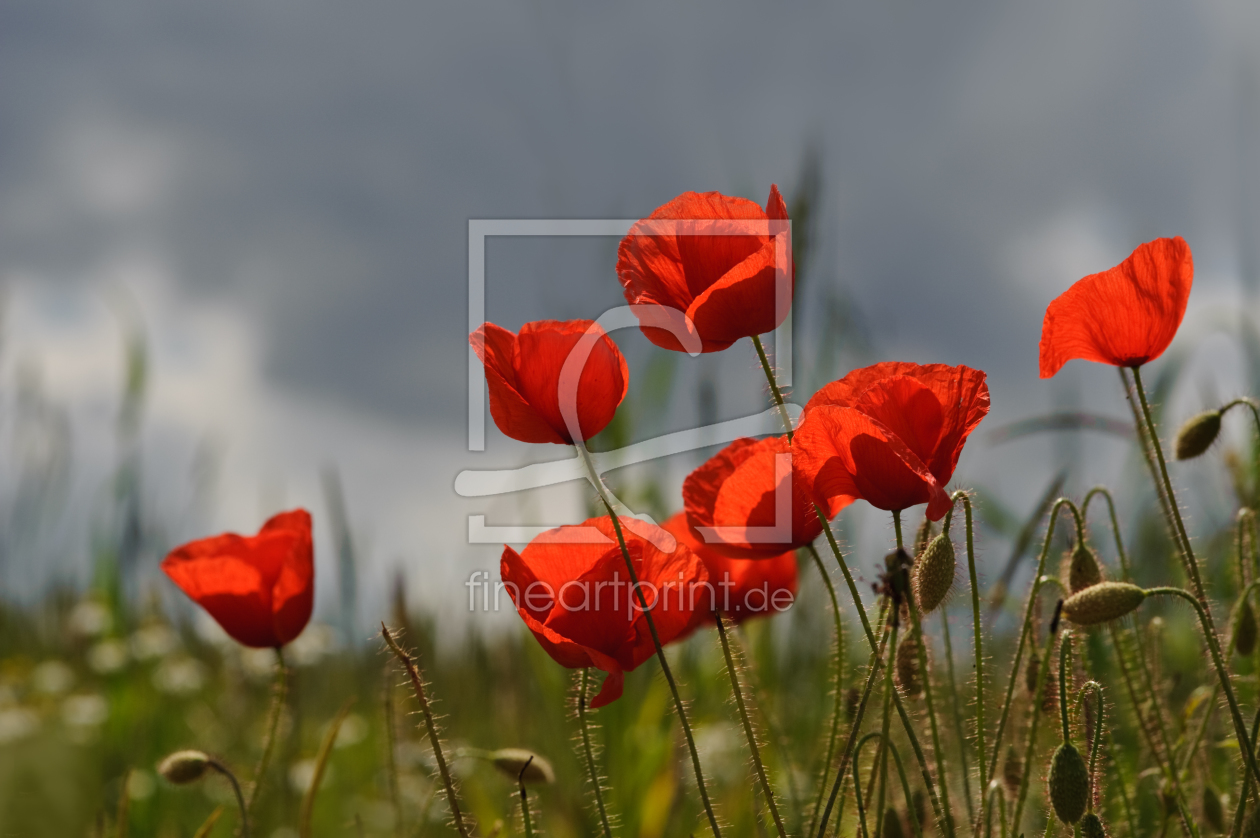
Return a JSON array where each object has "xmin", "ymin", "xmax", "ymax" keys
[
  {"xmin": 500, "ymin": 516, "xmax": 709, "ymax": 707},
  {"xmin": 682, "ymin": 436, "xmax": 822, "ymax": 560},
  {"xmin": 1039, "ymin": 236, "xmax": 1193, "ymax": 378},
  {"xmin": 161, "ymin": 509, "xmax": 314, "ymax": 649},
  {"xmin": 616, "ymin": 186, "xmax": 792, "ymax": 353},
  {"xmin": 662, "ymin": 513, "xmax": 798, "ymax": 627},
  {"xmin": 470, "ymin": 319, "xmax": 629, "ymax": 444},
  {"xmin": 794, "ymin": 363, "xmax": 989, "ymax": 521}
]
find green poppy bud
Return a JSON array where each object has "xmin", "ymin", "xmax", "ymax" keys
[
  {"xmin": 1175, "ymin": 410, "xmax": 1222, "ymax": 460},
  {"xmin": 157, "ymin": 750, "xmax": 211, "ymax": 785},
  {"xmin": 1080, "ymin": 812, "xmax": 1107, "ymax": 838},
  {"xmin": 490, "ymin": 748, "xmax": 555, "ymax": 785},
  {"xmin": 1067, "ymin": 544, "xmax": 1104, "ymax": 594},
  {"xmin": 912, "ymin": 534, "xmax": 955, "ymax": 613},
  {"xmin": 1048, "ymin": 742, "xmax": 1090, "ymax": 824},
  {"xmin": 1062, "ymin": 582, "xmax": 1147, "ymax": 626},
  {"xmin": 895, "ymin": 631, "xmax": 923, "ymax": 698}
]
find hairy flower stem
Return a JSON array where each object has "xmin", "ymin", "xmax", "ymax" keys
[
  {"xmin": 873, "ymin": 621, "xmax": 899, "ymax": 838},
  {"xmin": 577, "ymin": 669, "xmax": 614, "ymax": 838},
  {"xmin": 854, "ymin": 733, "xmax": 925, "ymax": 838},
  {"xmin": 518, "ymin": 758, "xmax": 537, "ymax": 838},
  {"xmin": 1229, "ymin": 707, "xmax": 1260, "ymax": 838},
  {"xmin": 246, "ymin": 647, "xmax": 288, "ymax": 815},
  {"xmin": 716, "ymin": 614, "xmax": 788, "ymax": 838},
  {"xmin": 1010, "ymin": 605, "xmax": 1062, "ymax": 832},
  {"xmin": 749, "ymin": 328, "xmax": 943, "ymax": 830},
  {"xmin": 806, "ymin": 544, "xmax": 846, "ymax": 838},
  {"xmin": 381, "ymin": 624, "xmax": 470, "ymax": 838},
  {"xmin": 817, "ymin": 618, "xmax": 892, "ymax": 836},
  {"xmin": 986, "ymin": 498, "xmax": 1078, "ymax": 786},
  {"xmin": 1108, "ymin": 731, "xmax": 1139, "ymax": 838},
  {"xmin": 573, "ymin": 441, "xmax": 722, "ymax": 837},
  {"xmin": 1145, "ymin": 587, "xmax": 1260, "ymax": 788},
  {"xmin": 940, "ymin": 610, "xmax": 974, "ymax": 826},
  {"xmin": 204, "ymin": 760, "xmax": 250, "ymax": 838},
  {"xmin": 896, "ymin": 510, "xmax": 956, "ymax": 838},
  {"xmin": 945, "ymin": 492, "xmax": 986, "ymax": 826}
]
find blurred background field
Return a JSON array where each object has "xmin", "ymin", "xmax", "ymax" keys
[{"xmin": 6, "ymin": 2, "xmax": 1260, "ymax": 836}]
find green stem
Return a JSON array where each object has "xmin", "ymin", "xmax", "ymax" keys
[
  {"xmin": 577, "ymin": 668, "xmax": 614, "ymax": 838},
  {"xmin": 1229, "ymin": 706, "xmax": 1260, "ymax": 838},
  {"xmin": 383, "ymin": 667, "xmax": 404, "ymax": 838},
  {"xmin": 1011, "ymin": 603, "xmax": 1062, "ymax": 833},
  {"xmin": 946, "ymin": 491, "xmax": 987, "ymax": 813},
  {"xmin": 873, "ymin": 622, "xmax": 898, "ymax": 838},
  {"xmin": 854, "ymin": 733, "xmax": 925, "ymax": 838},
  {"xmin": 901, "ymin": 511, "xmax": 955, "ymax": 838},
  {"xmin": 817, "ymin": 618, "xmax": 893, "ymax": 836},
  {"xmin": 518, "ymin": 758, "xmax": 536, "ymax": 838},
  {"xmin": 208, "ymin": 760, "xmax": 250, "ymax": 838},
  {"xmin": 807, "ymin": 544, "xmax": 846, "ymax": 838},
  {"xmin": 246, "ymin": 647, "xmax": 288, "ymax": 814},
  {"xmin": 1058, "ymin": 633, "xmax": 1072, "ymax": 744},
  {"xmin": 1074, "ymin": 682, "xmax": 1103, "ymax": 810},
  {"xmin": 716, "ymin": 613, "xmax": 788, "ymax": 838},
  {"xmin": 986, "ymin": 498, "xmax": 1081, "ymax": 785},
  {"xmin": 1144, "ymin": 587, "xmax": 1260, "ymax": 789},
  {"xmin": 1108, "ymin": 731, "xmax": 1139, "ymax": 838},
  {"xmin": 1081, "ymin": 486, "xmax": 1131, "ymax": 580},
  {"xmin": 752, "ymin": 334, "xmax": 794, "ymax": 442},
  {"xmin": 940, "ymin": 609, "xmax": 975, "ymax": 827}
]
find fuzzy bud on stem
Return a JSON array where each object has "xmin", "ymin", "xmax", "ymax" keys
[
  {"xmin": 1061, "ymin": 582, "xmax": 1147, "ymax": 626},
  {"xmin": 1175, "ymin": 410, "xmax": 1222, "ymax": 460},
  {"xmin": 912, "ymin": 533, "xmax": 955, "ymax": 614},
  {"xmin": 1067, "ymin": 544, "xmax": 1104, "ymax": 593},
  {"xmin": 158, "ymin": 750, "xmax": 211, "ymax": 785},
  {"xmin": 1048, "ymin": 742, "xmax": 1090, "ymax": 824},
  {"xmin": 491, "ymin": 749, "xmax": 555, "ymax": 785}
]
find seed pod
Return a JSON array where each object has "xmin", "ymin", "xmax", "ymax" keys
[
  {"xmin": 1203, "ymin": 783, "xmax": 1225, "ymax": 833},
  {"xmin": 490, "ymin": 748, "xmax": 555, "ymax": 785},
  {"xmin": 1080, "ymin": 812, "xmax": 1107, "ymax": 838},
  {"xmin": 913, "ymin": 534, "xmax": 956, "ymax": 613},
  {"xmin": 881, "ymin": 807, "xmax": 906, "ymax": 838},
  {"xmin": 896, "ymin": 631, "xmax": 923, "ymax": 698},
  {"xmin": 1048, "ymin": 742, "xmax": 1090, "ymax": 824},
  {"xmin": 1002, "ymin": 746, "xmax": 1022, "ymax": 795},
  {"xmin": 1234, "ymin": 599, "xmax": 1258, "ymax": 656},
  {"xmin": 1062, "ymin": 582, "xmax": 1147, "ymax": 626},
  {"xmin": 1175, "ymin": 410, "xmax": 1222, "ymax": 460},
  {"xmin": 157, "ymin": 750, "xmax": 211, "ymax": 785},
  {"xmin": 1067, "ymin": 544, "xmax": 1104, "ymax": 594}
]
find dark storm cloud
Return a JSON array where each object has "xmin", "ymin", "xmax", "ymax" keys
[{"xmin": 1, "ymin": 0, "xmax": 1258, "ymax": 431}]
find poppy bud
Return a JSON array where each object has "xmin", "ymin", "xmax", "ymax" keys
[
  {"xmin": 1175, "ymin": 410, "xmax": 1222, "ymax": 460},
  {"xmin": 1080, "ymin": 812, "xmax": 1107, "ymax": 838},
  {"xmin": 1002, "ymin": 746, "xmax": 1022, "ymax": 795},
  {"xmin": 157, "ymin": 750, "xmax": 211, "ymax": 785},
  {"xmin": 913, "ymin": 534, "xmax": 956, "ymax": 614},
  {"xmin": 1048, "ymin": 742, "xmax": 1090, "ymax": 824},
  {"xmin": 881, "ymin": 808, "xmax": 906, "ymax": 838},
  {"xmin": 1235, "ymin": 599, "xmax": 1258, "ymax": 657},
  {"xmin": 1062, "ymin": 582, "xmax": 1147, "ymax": 626},
  {"xmin": 1203, "ymin": 783, "xmax": 1225, "ymax": 834},
  {"xmin": 896, "ymin": 631, "xmax": 923, "ymax": 698},
  {"xmin": 1067, "ymin": 544, "xmax": 1104, "ymax": 594},
  {"xmin": 490, "ymin": 749, "xmax": 555, "ymax": 785}
]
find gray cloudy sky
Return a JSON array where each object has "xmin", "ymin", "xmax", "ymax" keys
[{"xmin": 2, "ymin": 1, "xmax": 1259, "ymax": 635}]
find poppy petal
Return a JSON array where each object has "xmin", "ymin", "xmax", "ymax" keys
[
  {"xmin": 470, "ymin": 323, "xmax": 566, "ymax": 444},
  {"xmin": 1039, "ymin": 236, "xmax": 1193, "ymax": 377}
]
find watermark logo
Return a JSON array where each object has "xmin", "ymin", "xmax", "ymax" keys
[{"xmin": 457, "ymin": 217, "xmax": 798, "ymax": 545}]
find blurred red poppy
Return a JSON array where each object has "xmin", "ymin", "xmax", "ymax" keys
[
  {"xmin": 616, "ymin": 186, "xmax": 792, "ymax": 352},
  {"xmin": 682, "ymin": 436, "xmax": 821, "ymax": 559},
  {"xmin": 161, "ymin": 509, "xmax": 313, "ymax": 649},
  {"xmin": 470, "ymin": 319, "xmax": 629, "ymax": 444},
  {"xmin": 1039, "ymin": 236, "xmax": 1193, "ymax": 378},
  {"xmin": 795, "ymin": 363, "xmax": 989, "ymax": 521},
  {"xmin": 662, "ymin": 513, "xmax": 798, "ymax": 627},
  {"xmin": 500, "ymin": 516, "xmax": 708, "ymax": 707}
]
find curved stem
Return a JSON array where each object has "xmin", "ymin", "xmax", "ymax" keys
[
  {"xmin": 518, "ymin": 758, "xmax": 536, "ymax": 838},
  {"xmin": 1059, "ymin": 633, "xmax": 1073, "ymax": 744},
  {"xmin": 1074, "ymin": 682, "xmax": 1104, "ymax": 810},
  {"xmin": 1081, "ymin": 486, "xmax": 1131, "ymax": 580},
  {"xmin": 246, "ymin": 647, "xmax": 288, "ymax": 814},
  {"xmin": 577, "ymin": 668, "xmax": 614, "ymax": 838},
  {"xmin": 716, "ymin": 613, "xmax": 788, "ymax": 838},
  {"xmin": 854, "ymin": 732, "xmax": 925, "ymax": 838},
  {"xmin": 986, "ymin": 498, "xmax": 1080, "ymax": 785},
  {"xmin": 807, "ymin": 544, "xmax": 846, "ymax": 838},
  {"xmin": 1145, "ymin": 587, "xmax": 1260, "ymax": 789},
  {"xmin": 208, "ymin": 760, "xmax": 250, "ymax": 838}
]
